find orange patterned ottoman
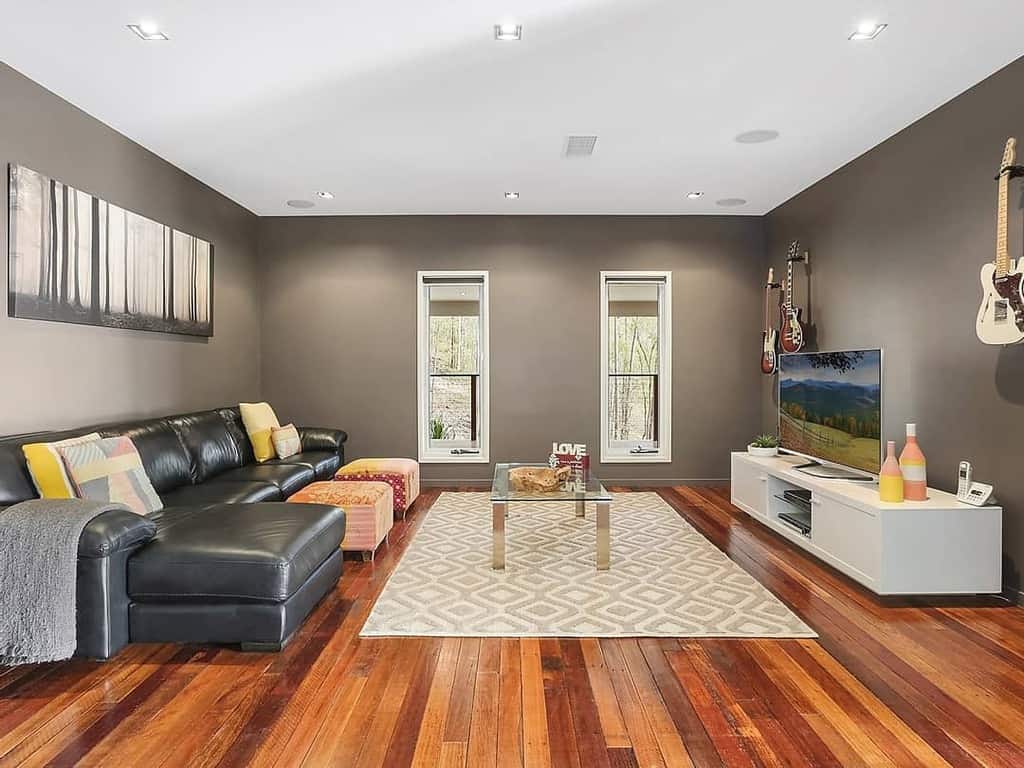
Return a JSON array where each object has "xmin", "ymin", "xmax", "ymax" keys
[
  {"xmin": 334, "ymin": 458, "xmax": 419, "ymax": 520},
  {"xmin": 288, "ymin": 481, "xmax": 393, "ymax": 561}
]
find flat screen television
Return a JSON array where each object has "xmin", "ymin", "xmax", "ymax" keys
[{"xmin": 778, "ymin": 349, "xmax": 882, "ymax": 478}]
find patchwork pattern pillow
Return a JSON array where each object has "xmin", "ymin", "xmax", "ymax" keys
[
  {"xmin": 22, "ymin": 433, "xmax": 101, "ymax": 499},
  {"xmin": 240, "ymin": 402, "xmax": 281, "ymax": 463},
  {"xmin": 272, "ymin": 424, "xmax": 301, "ymax": 460},
  {"xmin": 58, "ymin": 436, "xmax": 162, "ymax": 516}
]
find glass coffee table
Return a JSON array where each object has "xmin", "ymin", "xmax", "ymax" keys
[{"xmin": 490, "ymin": 462, "xmax": 613, "ymax": 570}]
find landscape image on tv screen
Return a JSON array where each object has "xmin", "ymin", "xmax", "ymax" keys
[{"xmin": 778, "ymin": 350, "xmax": 882, "ymax": 474}]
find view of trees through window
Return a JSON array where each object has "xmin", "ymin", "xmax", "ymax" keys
[
  {"xmin": 608, "ymin": 315, "xmax": 659, "ymax": 442},
  {"xmin": 429, "ymin": 315, "xmax": 479, "ymax": 441}
]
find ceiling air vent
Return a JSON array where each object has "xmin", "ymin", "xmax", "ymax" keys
[{"xmin": 564, "ymin": 135, "xmax": 598, "ymax": 157}]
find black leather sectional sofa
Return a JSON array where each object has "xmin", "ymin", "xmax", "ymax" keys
[{"xmin": 0, "ymin": 406, "xmax": 348, "ymax": 659}]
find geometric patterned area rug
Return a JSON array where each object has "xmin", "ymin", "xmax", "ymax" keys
[{"xmin": 360, "ymin": 492, "xmax": 815, "ymax": 638}]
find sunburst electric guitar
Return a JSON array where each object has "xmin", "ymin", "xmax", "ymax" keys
[
  {"xmin": 977, "ymin": 137, "xmax": 1024, "ymax": 345},
  {"xmin": 779, "ymin": 240, "xmax": 806, "ymax": 353},
  {"xmin": 761, "ymin": 268, "xmax": 779, "ymax": 375}
]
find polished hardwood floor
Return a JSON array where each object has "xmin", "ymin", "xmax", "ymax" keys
[{"xmin": 2, "ymin": 486, "xmax": 1024, "ymax": 767}]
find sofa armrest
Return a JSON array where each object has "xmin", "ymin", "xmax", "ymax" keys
[
  {"xmin": 298, "ymin": 427, "xmax": 348, "ymax": 454},
  {"xmin": 75, "ymin": 509, "xmax": 156, "ymax": 660},
  {"xmin": 78, "ymin": 509, "xmax": 157, "ymax": 558}
]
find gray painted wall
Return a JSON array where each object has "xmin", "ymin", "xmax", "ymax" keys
[
  {"xmin": 258, "ymin": 216, "xmax": 766, "ymax": 483},
  {"xmin": 762, "ymin": 56, "xmax": 1024, "ymax": 595},
  {"xmin": 1, "ymin": 63, "xmax": 262, "ymax": 434}
]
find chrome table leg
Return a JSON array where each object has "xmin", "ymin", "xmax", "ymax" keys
[
  {"xmin": 596, "ymin": 500, "xmax": 610, "ymax": 570},
  {"xmin": 492, "ymin": 501, "xmax": 506, "ymax": 570}
]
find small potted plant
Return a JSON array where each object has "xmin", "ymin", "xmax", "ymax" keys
[
  {"xmin": 748, "ymin": 434, "xmax": 780, "ymax": 457},
  {"xmin": 429, "ymin": 417, "xmax": 451, "ymax": 441}
]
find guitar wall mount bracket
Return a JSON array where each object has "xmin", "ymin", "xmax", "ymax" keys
[
  {"xmin": 786, "ymin": 250, "xmax": 810, "ymax": 267},
  {"xmin": 995, "ymin": 165, "xmax": 1024, "ymax": 180}
]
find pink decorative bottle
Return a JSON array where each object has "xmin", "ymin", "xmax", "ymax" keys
[
  {"xmin": 878, "ymin": 441, "xmax": 904, "ymax": 502},
  {"xmin": 899, "ymin": 423, "xmax": 928, "ymax": 501}
]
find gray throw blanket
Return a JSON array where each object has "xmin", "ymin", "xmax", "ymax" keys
[{"xmin": 1, "ymin": 499, "xmax": 132, "ymax": 665}]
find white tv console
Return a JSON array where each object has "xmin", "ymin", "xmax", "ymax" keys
[{"xmin": 730, "ymin": 452, "xmax": 1002, "ymax": 596}]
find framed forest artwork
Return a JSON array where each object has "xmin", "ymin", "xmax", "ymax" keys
[{"xmin": 7, "ymin": 164, "xmax": 214, "ymax": 337}]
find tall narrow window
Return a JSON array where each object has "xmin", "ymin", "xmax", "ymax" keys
[
  {"xmin": 600, "ymin": 271, "xmax": 672, "ymax": 463},
  {"xmin": 417, "ymin": 271, "xmax": 489, "ymax": 463}
]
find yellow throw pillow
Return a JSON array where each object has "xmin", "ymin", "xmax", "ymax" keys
[
  {"xmin": 272, "ymin": 424, "xmax": 301, "ymax": 460},
  {"xmin": 22, "ymin": 432, "xmax": 101, "ymax": 498},
  {"xmin": 240, "ymin": 402, "xmax": 281, "ymax": 462}
]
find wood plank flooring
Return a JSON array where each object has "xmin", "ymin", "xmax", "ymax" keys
[{"xmin": 2, "ymin": 486, "xmax": 1024, "ymax": 767}]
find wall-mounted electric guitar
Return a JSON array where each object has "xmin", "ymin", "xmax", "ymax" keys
[
  {"xmin": 761, "ymin": 268, "xmax": 779, "ymax": 374},
  {"xmin": 779, "ymin": 240, "xmax": 806, "ymax": 353},
  {"xmin": 977, "ymin": 137, "xmax": 1024, "ymax": 345}
]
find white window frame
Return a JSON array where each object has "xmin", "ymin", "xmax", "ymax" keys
[
  {"xmin": 600, "ymin": 270, "xmax": 672, "ymax": 464},
  {"xmin": 417, "ymin": 270, "xmax": 490, "ymax": 464}
]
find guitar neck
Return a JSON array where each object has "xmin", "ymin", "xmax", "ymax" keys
[
  {"xmin": 996, "ymin": 174, "xmax": 1010, "ymax": 276},
  {"xmin": 785, "ymin": 262, "xmax": 794, "ymax": 308}
]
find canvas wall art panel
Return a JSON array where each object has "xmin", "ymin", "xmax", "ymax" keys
[{"xmin": 8, "ymin": 164, "xmax": 213, "ymax": 337}]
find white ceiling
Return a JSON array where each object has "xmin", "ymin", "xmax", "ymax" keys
[{"xmin": 3, "ymin": 1, "xmax": 1023, "ymax": 216}]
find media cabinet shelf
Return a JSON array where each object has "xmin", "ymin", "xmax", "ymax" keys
[{"xmin": 730, "ymin": 452, "xmax": 1002, "ymax": 596}]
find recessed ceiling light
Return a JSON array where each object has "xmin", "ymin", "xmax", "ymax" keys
[
  {"xmin": 127, "ymin": 21, "xmax": 168, "ymax": 41},
  {"xmin": 686, "ymin": 191, "xmax": 704, "ymax": 200},
  {"xmin": 286, "ymin": 199, "xmax": 315, "ymax": 209},
  {"xmin": 494, "ymin": 23, "xmax": 522, "ymax": 41},
  {"xmin": 849, "ymin": 21, "xmax": 887, "ymax": 40},
  {"xmin": 716, "ymin": 198, "xmax": 747, "ymax": 207},
  {"xmin": 735, "ymin": 130, "xmax": 779, "ymax": 144},
  {"xmin": 504, "ymin": 191, "xmax": 520, "ymax": 200},
  {"xmin": 315, "ymin": 191, "xmax": 334, "ymax": 200}
]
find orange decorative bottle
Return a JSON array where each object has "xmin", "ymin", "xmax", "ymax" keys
[
  {"xmin": 899, "ymin": 423, "xmax": 928, "ymax": 501},
  {"xmin": 879, "ymin": 440, "xmax": 904, "ymax": 502}
]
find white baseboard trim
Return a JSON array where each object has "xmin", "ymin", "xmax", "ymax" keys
[{"xmin": 421, "ymin": 477, "xmax": 728, "ymax": 488}]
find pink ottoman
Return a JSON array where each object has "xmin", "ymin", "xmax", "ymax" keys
[
  {"xmin": 288, "ymin": 481, "xmax": 393, "ymax": 561},
  {"xmin": 334, "ymin": 458, "xmax": 420, "ymax": 520}
]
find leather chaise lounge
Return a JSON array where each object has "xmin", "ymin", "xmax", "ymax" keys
[{"xmin": 0, "ymin": 407, "xmax": 348, "ymax": 659}]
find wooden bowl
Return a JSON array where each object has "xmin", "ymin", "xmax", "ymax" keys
[{"xmin": 508, "ymin": 465, "xmax": 571, "ymax": 492}]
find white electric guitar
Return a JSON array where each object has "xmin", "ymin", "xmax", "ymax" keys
[{"xmin": 976, "ymin": 137, "xmax": 1024, "ymax": 345}]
